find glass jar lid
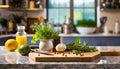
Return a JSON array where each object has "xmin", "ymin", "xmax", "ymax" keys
[{"xmin": 17, "ymin": 26, "xmax": 25, "ymax": 30}]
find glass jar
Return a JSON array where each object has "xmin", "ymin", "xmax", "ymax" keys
[
  {"xmin": 30, "ymin": 0, "xmax": 35, "ymax": 9},
  {"xmin": 16, "ymin": 26, "xmax": 27, "ymax": 50}
]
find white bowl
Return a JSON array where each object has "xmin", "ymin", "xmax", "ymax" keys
[{"xmin": 77, "ymin": 27, "xmax": 95, "ymax": 34}]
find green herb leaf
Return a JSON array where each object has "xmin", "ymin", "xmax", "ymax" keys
[
  {"xmin": 72, "ymin": 50, "xmax": 80, "ymax": 54},
  {"xmin": 76, "ymin": 19, "xmax": 96, "ymax": 27},
  {"xmin": 30, "ymin": 23, "xmax": 59, "ymax": 44},
  {"xmin": 66, "ymin": 37, "xmax": 97, "ymax": 53},
  {"xmin": 83, "ymin": 41, "xmax": 88, "ymax": 47},
  {"xmin": 74, "ymin": 37, "xmax": 81, "ymax": 46}
]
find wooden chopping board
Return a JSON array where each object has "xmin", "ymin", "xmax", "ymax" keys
[
  {"xmin": 29, "ymin": 51, "xmax": 100, "ymax": 62},
  {"xmin": 100, "ymin": 50, "xmax": 120, "ymax": 56}
]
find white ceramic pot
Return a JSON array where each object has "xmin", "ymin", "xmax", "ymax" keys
[
  {"xmin": 39, "ymin": 39, "xmax": 53, "ymax": 52},
  {"xmin": 77, "ymin": 27, "xmax": 95, "ymax": 34}
]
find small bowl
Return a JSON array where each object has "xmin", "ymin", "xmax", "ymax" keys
[{"xmin": 77, "ymin": 27, "xmax": 95, "ymax": 34}]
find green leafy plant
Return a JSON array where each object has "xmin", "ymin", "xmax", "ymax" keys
[
  {"xmin": 9, "ymin": 0, "xmax": 24, "ymax": 8},
  {"xmin": 0, "ymin": 16, "xmax": 8, "ymax": 27},
  {"xmin": 8, "ymin": 13, "xmax": 27, "ymax": 25},
  {"xmin": 31, "ymin": 23, "xmax": 59, "ymax": 43},
  {"xmin": 66, "ymin": 37, "xmax": 97, "ymax": 54},
  {"xmin": 76, "ymin": 19, "xmax": 96, "ymax": 27}
]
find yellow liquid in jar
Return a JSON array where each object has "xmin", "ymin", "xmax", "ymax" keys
[{"xmin": 16, "ymin": 36, "xmax": 27, "ymax": 50}]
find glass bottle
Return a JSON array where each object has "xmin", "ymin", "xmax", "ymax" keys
[
  {"xmin": 16, "ymin": 26, "xmax": 27, "ymax": 50},
  {"xmin": 102, "ymin": 0, "xmax": 106, "ymax": 8},
  {"xmin": 105, "ymin": 0, "xmax": 111, "ymax": 8},
  {"xmin": 115, "ymin": 19, "xmax": 119, "ymax": 34},
  {"xmin": 111, "ymin": 0, "xmax": 115, "ymax": 8},
  {"xmin": 30, "ymin": 0, "xmax": 35, "ymax": 9},
  {"xmin": 114, "ymin": 0, "xmax": 119, "ymax": 9}
]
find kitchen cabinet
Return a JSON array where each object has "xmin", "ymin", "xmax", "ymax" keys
[
  {"xmin": 0, "ymin": 0, "xmax": 44, "ymax": 11},
  {"xmin": 0, "ymin": 37, "xmax": 14, "ymax": 46},
  {"xmin": 0, "ymin": 5, "xmax": 42, "ymax": 12},
  {"xmin": 0, "ymin": 36, "xmax": 39, "ymax": 46},
  {"xmin": 62, "ymin": 37, "xmax": 120, "ymax": 46},
  {"xmin": 0, "ymin": 0, "xmax": 44, "ymax": 34},
  {"xmin": 27, "ymin": 17, "xmax": 39, "ymax": 34},
  {"xmin": 100, "ymin": 0, "xmax": 120, "ymax": 12},
  {"xmin": 0, "ymin": 34, "xmax": 120, "ymax": 46},
  {"xmin": 60, "ymin": 34, "xmax": 120, "ymax": 46}
]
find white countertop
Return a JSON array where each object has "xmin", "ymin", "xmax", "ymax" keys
[
  {"xmin": 0, "ymin": 33, "xmax": 120, "ymax": 38},
  {"xmin": 1, "ymin": 46, "xmax": 120, "ymax": 64},
  {"xmin": 0, "ymin": 34, "xmax": 33, "ymax": 38},
  {"xmin": 59, "ymin": 33, "xmax": 120, "ymax": 37}
]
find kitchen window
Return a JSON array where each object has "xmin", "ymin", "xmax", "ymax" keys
[{"xmin": 46, "ymin": 0, "xmax": 96, "ymax": 25}]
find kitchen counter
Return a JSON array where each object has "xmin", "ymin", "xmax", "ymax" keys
[
  {"xmin": 0, "ymin": 34, "xmax": 33, "ymax": 38},
  {"xmin": 1, "ymin": 46, "xmax": 120, "ymax": 69},
  {"xmin": 0, "ymin": 33, "xmax": 120, "ymax": 38},
  {"xmin": 0, "ymin": 34, "xmax": 120, "ymax": 46},
  {"xmin": 59, "ymin": 33, "xmax": 120, "ymax": 37}
]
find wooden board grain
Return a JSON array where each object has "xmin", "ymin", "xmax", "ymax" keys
[
  {"xmin": 100, "ymin": 50, "xmax": 120, "ymax": 56},
  {"xmin": 29, "ymin": 52, "xmax": 100, "ymax": 62}
]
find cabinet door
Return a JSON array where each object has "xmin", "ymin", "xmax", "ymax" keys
[
  {"xmin": 0, "ymin": 0, "xmax": 3, "ymax": 5},
  {"xmin": 0, "ymin": 37, "xmax": 14, "ymax": 46},
  {"xmin": 27, "ymin": 17, "xmax": 39, "ymax": 34},
  {"xmin": 62, "ymin": 37, "xmax": 120, "ymax": 46}
]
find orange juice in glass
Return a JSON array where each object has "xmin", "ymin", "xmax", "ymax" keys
[
  {"xmin": 16, "ymin": 26, "xmax": 27, "ymax": 51},
  {"xmin": 16, "ymin": 36, "xmax": 27, "ymax": 47}
]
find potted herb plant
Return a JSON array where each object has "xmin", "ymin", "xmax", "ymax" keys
[
  {"xmin": 31, "ymin": 23, "xmax": 59, "ymax": 51},
  {"xmin": 0, "ymin": 16, "xmax": 8, "ymax": 32},
  {"xmin": 8, "ymin": 13, "xmax": 27, "ymax": 25},
  {"xmin": 76, "ymin": 19, "xmax": 96, "ymax": 34},
  {"xmin": 0, "ymin": 17, "xmax": 8, "ymax": 28},
  {"xmin": 8, "ymin": 13, "xmax": 27, "ymax": 32}
]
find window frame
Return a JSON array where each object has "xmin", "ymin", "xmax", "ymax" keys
[{"xmin": 45, "ymin": 0, "xmax": 97, "ymax": 24}]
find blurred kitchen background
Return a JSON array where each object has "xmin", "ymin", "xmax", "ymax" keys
[{"xmin": 0, "ymin": 0, "xmax": 120, "ymax": 34}]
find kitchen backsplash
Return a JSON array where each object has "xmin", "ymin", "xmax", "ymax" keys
[
  {"xmin": 0, "ymin": 9, "xmax": 44, "ymax": 34},
  {"xmin": 100, "ymin": 11, "xmax": 120, "ymax": 33},
  {"xmin": 0, "ymin": 9, "xmax": 44, "ymax": 18}
]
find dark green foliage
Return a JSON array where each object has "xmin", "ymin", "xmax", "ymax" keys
[
  {"xmin": 8, "ymin": 13, "xmax": 27, "ymax": 25},
  {"xmin": 72, "ymin": 50, "xmax": 81, "ymax": 54},
  {"xmin": 66, "ymin": 38, "xmax": 97, "ymax": 54},
  {"xmin": 76, "ymin": 19, "xmax": 96, "ymax": 27},
  {"xmin": 0, "ymin": 16, "xmax": 8, "ymax": 27},
  {"xmin": 9, "ymin": 0, "xmax": 24, "ymax": 8},
  {"xmin": 31, "ymin": 23, "xmax": 59, "ymax": 43}
]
